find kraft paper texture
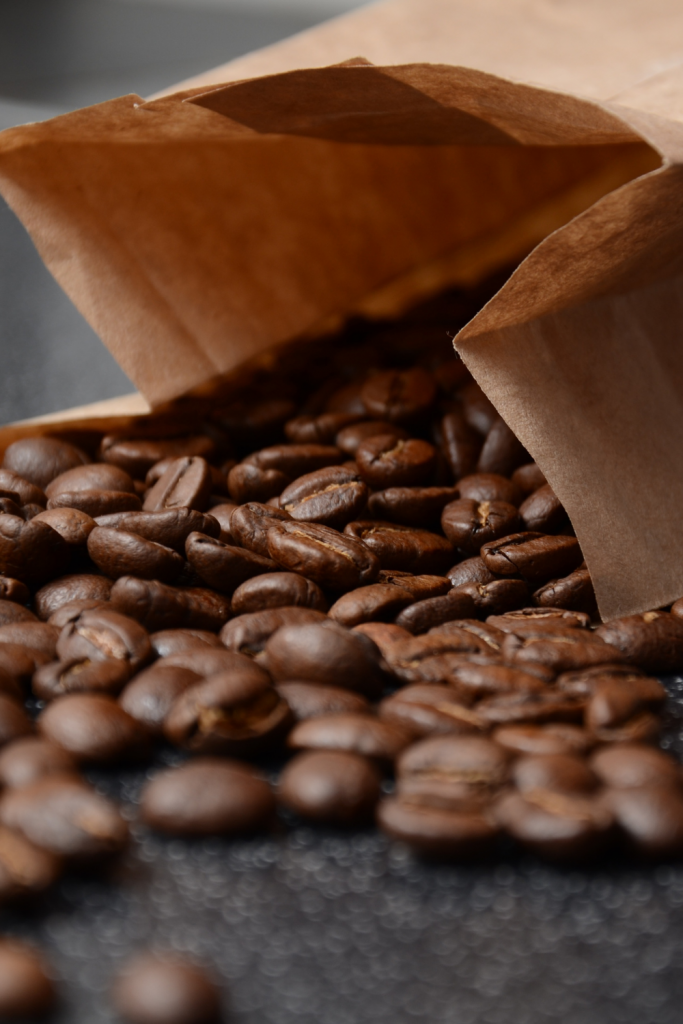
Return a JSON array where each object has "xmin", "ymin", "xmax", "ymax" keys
[{"xmin": 1, "ymin": 0, "xmax": 683, "ymax": 621}]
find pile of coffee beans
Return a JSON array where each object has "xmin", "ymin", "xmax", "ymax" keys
[{"xmin": 0, "ymin": 282, "xmax": 682, "ymax": 1018}]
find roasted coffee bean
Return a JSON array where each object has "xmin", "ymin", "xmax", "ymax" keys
[
  {"xmin": 0, "ymin": 469, "xmax": 46, "ymax": 508},
  {"xmin": 377, "ymin": 797, "xmax": 499, "ymax": 859},
  {"xmin": 161, "ymin": 648, "xmax": 260, "ymax": 680},
  {"xmin": 0, "ymin": 515, "xmax": 70, "ymax": 586},
  {"xmin": 39, "ymin": 694, "xmax": 150, "ymax": 764},
  {"xmin": 143, "ymin": 456, "xmax": 213, "ymax": 512},
  {"xmin": 379, "ymin": 684, "xmax": 483, "ymax": 737},
  {"xmin": 395, "ymin": 587, "xmax": 476, "ymax": 634},
  {"xmin": 227, "ymin": 461, "xmax": 291, "ymax": 503},
  {"xmin": 325, "ymin": 378, "xmax": 370, "ymax": 415},
  {"xmin": 360, "ymin": 366, "xmax": 436, "ymax": 423},
  {"xmin": 591, "ymin": 744, "xmax": 681, "ymax": 790},
  {"xmin": 119, "ymin": 665, "xmax": 201, "ymax": 733},
  {"xmin": 47, "ymin": 598, "xmax": 110, "ymax": 630},
  {"xmin": 446, "ymin": 556, "xmax": 495, "ymax": 588},
  {"xmin": 476, "ymin": 691, "xmax": 585, "ymax": 727},
  {"xmin": 446, "ymin": 662, "xmax": 549, "ymax": 699},
  {"xmin": 428, "ymin": 617, "xmax": 507, "ymax": 648},
  {"xmin": 47, "ymin": 488, "xmax": 143, "ymax": 516},
  {"xmin": 368, "ymin": 485, "xmax": 459, "ymax": 527},
  {"xmin": 439, "ymin": 411, "xmax": 481, "ymax": 480},
  {"xmin": 0, "ymin": 643, "xmax": 46, "ymax": 687},
  {"xmin": 344, "ymin": 521, "xmax": 453, "ymax": 575},
  {"xmin": 288, "ymin": 713, "xmax": 413, "ymax": 762},
  {"xmin": 46, "ymin": 462, "xmax": 136, "ymax": 498},
  {"xmin": 0, "ymin": 576, "xmax": 30, "ymax": 605},
  {"xmin": 57, "ymin": 608, "xmax": 152, "ymax": 672},
  {"xmin": 378, "ymin": 570, "xmax": 452, "ymax": 600},
  {"xmin": 3, "ymin": 436, "xmax": 89, "ymax": 489},
  {"xmin": 356, "ymin": 435, "xmax": 437, "ymax": 489},
  {"xmin": 489, "ymin": 607, "xmax": 591, "ymax": 633},
  {"xmin": 185, "ymin": 532, "xmax": 276, "ymax": 593},
  {"xmin": 328, "ymin": 583, "xmax": 414, "ymax": 627},
  {"xmin": 493, "ymin": 723, "xmax": 594, "ymax": 757},
  {"xmin": 95, "ymin": 508, "xmax": 220, "ymax": 552},
  {"xmin": 229, "ymin": 502, "xmax": 291, "ymax": 556},
  {"xmin": 0, "ymin": 696, "xmax": 33, "ymax": 748},
  {"xmin": 476, "ymin": 415, "xmax": 528, "ymax": 476},
  {"xmin": 275, "ymin": 682, "xmax": 370, "ymax": 722},
  {"xmin": 264, "ymin": 621, "xmax": 385, "ymax": 696},
  {"xmin": 0, "ymin": 940, "xmax": 56, "ymax": 1018},
  {"xmin": 585, "ymin": 674, "xmax": 666, "ymax": 735},
  {"xmin": 231, "ymin": 572, "xmax": 327, "ymax": 616},
  {"xmin": 502, "ymin": 630, "xmax": 623, "ymax": 674},
  {"xmin": 0, "ymin": 775, "xmax": 128, "ymax": 859},
  {"xmin": 519, "ymin": 484, "xmax": 567, "ymax": 533},
  {"xmin": 164, "ymin": 668, "xmax": 291, "ymax": 756},
  {"xmin": 220, "ymin": 607, "xmax": 326, "ymax": 655},
  {"xmin": 441, "ymin": 498, "xmax": 521, "ymax": 554},
  {"xmin": 113, "ymin": 954, "xmax": 222, "ymax": 1024},
  {"xmin": 279, "ymin": 750, "xmax": 381, "ymax": 824},
  {"xmin": 494, "ymin": 789, "xmax": 613, "ymax": 862},
  {"xmin": 33, "ymin": 656, "xmax": 131, "ymax": 701},
  {"xmin": 279, "ymin": 465, "xmax": 369, "ymax": 529},
  {"xmin": 0, "ymin": 824, "xmax": 63, "ymax": 903},
  {"xmin": 603, "ymin": 784, "xmax": 683, "ymax": 859},
  {"xmin": 398, "ymin": 733, "xmax": 510, "ymax": 787},
  {"xmin": 110, "ymin": 576, "xmax": 231, "ymax": 633},
  {"xmin": 481, "ymin": 532, "xmax": 582, "ymax": 583},
  {"xmin": 215, "ymin": 395, "xmax": 296, "ymax": 445},
  {"xmin": 206, "ymin": 502, "xmax": 237, "ymax": 542},
  {"xmin": 0, "ymin": 600, "xmax": 35, "ymax": 627},
  {"xmin": 457, "ymin": 472, "xmax": 522, "ymax": 507},
  {"xmin": 336, "ymin": 420, "xmax": 409, "ymax": 456},
  {"xmin": 456, "ymin": 578, "xmax": 532, "ymax": 616},
  {"xmin": 596, "ymin": 610, "xmax": 683, "ymax": 673},
  {"xmin": 459, "ymin": 380, "xmax": 498, "ymax": 436},
  {"xmin": 0, "ymin": 621, "xmax": 58, "ymax": 660},
  {"xmin": 100, "ymin": 434, "xmax": 215, "ymax": 478},
  {"xmin": 351, "ymin": 621, "xmax": 412, "ymax": 657},
  {"xmin": 512, "ymin": 752, "xmax": 598, "ymax": 795},
  {"xmin": 533, "ymin": 567, "xmax": 597, "ymax": 615},
  {"xmin": 286, "ymin": 411, "xmax": 362, "ymax": 445},
  {"xmin": 512, "ymin": 462, "xmax": 547, "ymax": 497},
  {"xmin": 149, "ymin": 629, "xmax": 223, "ymax": 658},
  {"xmin": 141, "ymin": 758, "xmax": 274, "ymax": 842},
  {"xmin": 246, "ymin": 443, "xmax": 344, "ymax": 480},
  {"xmin": 32, "ymin": 507, "xmax": 96, "ymax": 546},
  {"xmin": 87, "ymin": 527, "xmax": 185, "ymax": 583},
  {"xmin": 0, "ymin": 737, "xmax": 78, "ymax": 789},
  {"xmin": 267, "ymin": 520, "xmax": 380, "ymax": 589},
  {"xmin": 0, "ymin": 495, "xmax": 23, "ymax": 517},
  {"xmin": 385, "ymin": 632, "xmax": 499, "ymax": 684},
  {"xmin": 0, "ymin": 665, "xmax": 22, "ymax": 702}
]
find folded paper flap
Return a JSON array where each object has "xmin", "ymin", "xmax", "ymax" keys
[{"xmin": 190, "ymin": 63, "xmax": 642, "ymax": 147}]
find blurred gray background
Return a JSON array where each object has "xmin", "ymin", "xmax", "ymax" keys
[{"xmin": 0, "ymin": 0, "xmax": 367, "ymax": 423}]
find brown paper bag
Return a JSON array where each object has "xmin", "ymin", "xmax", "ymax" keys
[{"xmin": 1, "ymin": 0, "xmax": 683, "ymax": 621}]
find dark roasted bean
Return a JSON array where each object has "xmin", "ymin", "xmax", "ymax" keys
[
  {"xmin": 87, "ymin": 527, "xmax": 185, "ymax": 582},
  {"xmin": 0, "ymin": 469, "xmax": 46, "ymax": 507},
  {"xmin": 3, "ymin": 437, "xmax": 89, "ymax": 489},
  {"xmin": 360, "ymin": 367, "xmax": 436, "ymax": 423},
  {"xmin": 47, "ymin": 489, "xmax": 142, "ymax": 516},
  {"xmin": 264, "ymin": 620, "xmax": 385, "ymax": 696},
  {"xmin": 227, "ymin": 462, "xmax": 291, "ymax": 503},
  {"xmin": 493, "ymin": 723, "xmax": 594, "ymax": 757},
  {"xmin": 446, "ymin": 662, "xmax": 549, "ymax": 699},
  {"xmin": 533, "ymin": 567, "xmax": 597, "ymax": 615},
  {"xmin": 220, "ymin": 607, "xmax": 326, "ymax": 656},
  {"xmin": 32, "ymin": 507, "xmax": 96, "ymax": 547},
  {"xmin": 477, "ymin": 691, "xmax": 585, "ymax": 727},
  {"xmin": 602, "ymin": 785, "xmax": 683, "ymax": 859},
  {"xmin": 143, "ymin": 455, "xmax": 213, "ymax": 512},
  {"xmin": 185, "ymin": 532, "xmax": 276, "ymax": 593},
  {"xmin": 33, "ymin": 657, "xmax": 131, "ymax": 701},
  {"xmin": 446, "ymin": 556, "xmax": 495, "ymax": 588},
  {"xmin": 119, "ymin": 666, "xmax": 201, "ymax": 734},
  {"xmin": 275, "ymin": 682, "xmax": 370, "ymax": 722},
  {"xmin": 457, "ymin": 473, "xmax": 522, "ymax": 506},
  {"xmin": 344, "ymin": 520, "xmax": 453, "ymax": 574},
  {"xmin": 502, "ymin": 630, "xmax": 623, "ymax": 675},
  {"xmin": 267, "ymin": 520, "xmax": 380, "ymax": 589},
  {"xmin": 494, "ymin": 789, "xmax": 613, "ymax": 862},
  {"xmin": 481, "ymin": 532, "xmax": 582, "ymax": 583},
  {"xmin": 585, "ymin": 674, "xmax": 666, "ymax": 736},
  {"xmin": 0, "ymin": 695, "xmax": 33, "ymax": 748},
  {"xmin": 57, "ymin": 608, "xmax": 152, "ymax": 672},
  {"xmin": 457, "ymin": 577, "xmax": 533, "ymax": 615},
  {"xmin": 596, "ymin": 610, "xmax": 683, "ymax": 673},
  {"xmin": 328, "ymin": 583, "xmax": 414, "ymax": 627},
  {"xmin": 161, "ymin": 649, "xmax": 259, "ymax": 680},
  {"xmin": 141, "ymin": 758, "xmax": 274, "ymax": 842},
  {"xmin": 378, "ymin": 570, "xmax": 451, "ymax": 600},
  {"xmin": 279, "ymin": 465, "xmax": 369, "ymax": 528},
  {"xmin": 39, "ymin": 694, "xmax": 150, "ymax": 764},
  {"xmin": 279, "ymin": 750, "xmax": 381, "ymax": 824},
  {"xmin": 368, "ymin": 485, "xmax": 459, "ymax": 527},
  {"xmin": 379, "ymin": 684, "xmax": 483, "ymax": 737},
  {"xmin": 512, "ymin": 462, "xmax": 547, "ymax": 496},
  {"xmin": 0, "ymin": 775, "xmax": 128, "ymax": 859},
  {"xmin": 0, "ymin": 825, "xmax": 63, "ymax": 903},
  {"xmin": 441, "ymin": 498, "xmax": 521, "ymax": 554},
  {"xmin": 95, "ymin": 508, "xmax": 220, "ymax": 551},
  {"xmin": 0, "ymin": 576, "xmax": 30, "ymax": 605},
  {"xmin": 231, "ymin": 572, "xmax": 326, "ymax": 616},
  {"xmin": 164, "ymin": 668, "xmax": 291, "ymax": 756},
  {"xmin": 384, "ymin": 633, "xmax": 499, "ymax": 684},
  {"xmin": 0, "ymin": 515, "xmax": 70, "ymax": 586},
  {"xmin": 459, "ymin": 380, "xmax": 498, "ymax": 435},
  {"xmin": 377, "ymin": 797, "xmax": 499, "ymax": 859},
  {"xmin": 286, "ymin": 411, "xmax": 362, "ymax": 445},
  {"xmin": 519, "ymin": 484, "xmax": 568, "ymax": 533},
  {"xmin": 0, "ymin": 940, "xmax": 57, "ymax": 1017},
  {"xmin": 110, "ymin": 576, "xmax": 230, "ymax": 632},
  {"xmin": 246, "ymin": 443, "xmax": 343, "ymax": 479},
  {"xmin": 0, "ymin": 737, "xmax": 78, "ymax": 789},
  {"xmin": 591, "ymin": 744, "xmax": 681, "ymax": 790},
  {"xmin": 0, "ymin": 643, "xmax": 46, "ymax": 687},
  {"xmin": 46, "ymin": 462, "xmax": 136, "ymax": 498},
  {"xmin": 395, "ymin": 587, "xmax": 476, "ymax": 634},
  {"xmin": 113, "ymin": 953, "xmax": 222, "ymax": 1024},
  {"xmin": 100, "ymin": 434, "xmax": 215, "ymax": 478},
  {"xmin": 356, "ymin": 435, "xmax": 437, "ymax": 489},
  {"xmin": 206, "ymin": 502, "xmax": 237, "ymax": 542},
  {"xmin": 336, "ymin": 420, "xmax": 409, "ymax": 456},
  {"xmin": 0, "ymin": 495, "xmax": 23, "ymax": 517},
  {"xmin": 352, "ymin": 621, "xmax": 412, "ymax": 657},
  {"xmin": 288, "ymin": 713, "xmax": 413, "ymax": 762},
  {"xmin": 0, "ymin": 622, "xmax": 58, "ymax": 659},
  {"xmin": 149, "ymin": 629, "xmax": 223, "ymax": 658},
  {"xmin": 439, "ymin": 411, "xmax": 481, "ymax": 480},
  {"xmin": 488, "ymin": 607, "xmax": 591, "ymax": 633},
  {"xmin": 397, "ymin": 734, "xmax": 509, "ymax": 788},
  {"xmin": 47, "ymin": 598, "xmax": 110, "ymax": 630},
  {"xmin": 512, "ymin": 753, "xmax": 598, "ymax": 795},
  {"xmin": 229, "ymin": 502, "xmax": 291, "ymax": 556},
  {"xmin": 476, "ymin": 416, "xmax": 527, "ymax": 476},
  {"xmin": 0, "ymin": 600, "xmax": 36, "ymax": 626}
]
